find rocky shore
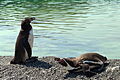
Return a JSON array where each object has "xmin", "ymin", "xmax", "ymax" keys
[{"xmin": 0, "ymin": 56, "xmax": 120, "ymax": 80}]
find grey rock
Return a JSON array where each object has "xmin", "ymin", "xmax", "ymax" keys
[{"xmin": 0, "ymin": 56, "xmax": 120, "ymax": 80}]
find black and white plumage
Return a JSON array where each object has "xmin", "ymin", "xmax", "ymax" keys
[
  {"xmin": 55, "ymin": 53, "xmax": 107, "ymax": 73},
  {"xmin": 10, "ymin": 17, "xmax": 35, "ymax": 64}
]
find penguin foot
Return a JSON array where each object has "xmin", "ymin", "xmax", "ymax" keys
[
  {"xmin": 26, "ymin": 57, "xmax": 38, "ymax": 63},
  {"xmin": 30, "ymin": 56, "xmax": 38, "ymax": 59},
  {"xmin": 10, "ymin": 61, "xmax": 25, "ymax": 64}
]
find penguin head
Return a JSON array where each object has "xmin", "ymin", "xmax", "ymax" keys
[
  {"xmin": 24, "ymin": 17, "xmax": 35, "ymax": 23},
  {"xmin": 21, "ymin": 17, "xmax": 35, "ymax": 31},
  {"xmin": 55, "ymin": 57, "xmax": 78, "ymax": 67},
  {"xmin": 55, "ymin": 57, "xmax": 68, "ymax": 67}
]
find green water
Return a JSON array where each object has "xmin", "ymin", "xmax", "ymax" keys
[{"xmin": 0, "ymin": 0, "xmax": 120, "ymax": 59}]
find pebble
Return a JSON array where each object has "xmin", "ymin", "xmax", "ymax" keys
[
  {"xmin": 0, "ymin": 56, "xmax": 120, "ymax": 80},
  {"xmin": 106, "ymin": 66, "xmax": 120, "ymax": 72}
]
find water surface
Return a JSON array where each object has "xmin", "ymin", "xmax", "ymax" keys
[{"xmin": 0, "ymin": 0, "xmax": 120, "ymax": 59}]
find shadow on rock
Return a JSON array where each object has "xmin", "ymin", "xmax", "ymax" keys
[
  {"xmin": 23, "ymin": 58, "xmax": 52, "ymax": 69},
  {"xmin": 64, "ymin": 71, "xmax": 96, "ymax": 79},
  {"xmin": 64, "ymin": 63, "xmax": 109, "ymax": 79}
]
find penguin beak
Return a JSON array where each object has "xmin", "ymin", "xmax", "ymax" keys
[{"xmin": 31, "ymin": 17, "xmax": 35, "ymax": 21}]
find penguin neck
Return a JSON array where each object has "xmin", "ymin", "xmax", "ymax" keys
[
  {"xmin": 63, "ymin": 59, "xmax": 75, "ymax": 70},
  {"xmin": 21, "ymin": 22, "xmax": 32, "ymax": 32},
  {"xmin": 63, "ymin": 59, "xmax": 80, "ymax": 70},
  {"xmin": 63, "ymin": 58, "xmax": 78, "ymax": 67}
]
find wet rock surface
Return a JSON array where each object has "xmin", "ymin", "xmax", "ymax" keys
[{"xmin": 0, "ymin": 56, "xmax": 120, "ymax": 80}]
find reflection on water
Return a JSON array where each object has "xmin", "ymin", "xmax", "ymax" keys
[{"xmin": 0, "ymin": 0, "xmax": 120, "ymax": 59}]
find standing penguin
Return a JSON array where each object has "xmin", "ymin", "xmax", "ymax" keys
[{"xmin": 10, "ymin": 17, "xmax": 35, "ymax": 64}]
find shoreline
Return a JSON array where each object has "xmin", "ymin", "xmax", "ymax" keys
[{"xmin": 0, "ymin": 56, "xmax": 120, "ymax": 80}]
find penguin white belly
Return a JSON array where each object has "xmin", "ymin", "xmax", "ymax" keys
[
  {"xmin": 28, "ymin": 29, "xmax": 34, "ymax": 48},
  {"xmin": 24, "ymin": 49, "xmax": 29, "ymax": 60},
  {"xmin": 24, "ymin": 29, "xmax": 34, "ymax": 60}
]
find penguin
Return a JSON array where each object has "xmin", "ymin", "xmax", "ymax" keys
[
  {"xmin": 10, "ymin": 17, "xmax": 35, "ymax": 64},
  {"xmin": 55, "ymin": 53, "xmax": 107, "ymax": 72},
  {"xmin": 76, "ymin": 53, "xmax": 107, "ymax": 64}
]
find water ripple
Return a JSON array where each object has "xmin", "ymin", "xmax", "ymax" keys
[{"xmin": 0, "ymin": 0, "xmax": 120, "ymax": 59}]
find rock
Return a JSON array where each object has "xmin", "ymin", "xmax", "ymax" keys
[
  {"xmin": 0, "ymin": 56, "xmax": 120, "ymax": 80},
  {"xmin": 106, "ymin": 66, "xmax": 120, "ymax": 72}
]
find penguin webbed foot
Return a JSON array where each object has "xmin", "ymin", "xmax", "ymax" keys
[
  {"xmin": 30, "ymin": 56, "xmax": 38, "ymax": 59},
  {"xmin": 26, "ymin": 56, "xmax": 38, "ymax": 63},
  {"xmin": 10, "ymin": 60, "xmax": 25, "ymax": 64}
]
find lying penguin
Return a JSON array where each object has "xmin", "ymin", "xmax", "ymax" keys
[{"xmin": 55, "ymin": 53, "xmax": 107, "ymax": 73}]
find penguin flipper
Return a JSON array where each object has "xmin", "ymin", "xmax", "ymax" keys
[{"xmin": 23, "ymin": 38, "xmax": 32, "ymax": 58}]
